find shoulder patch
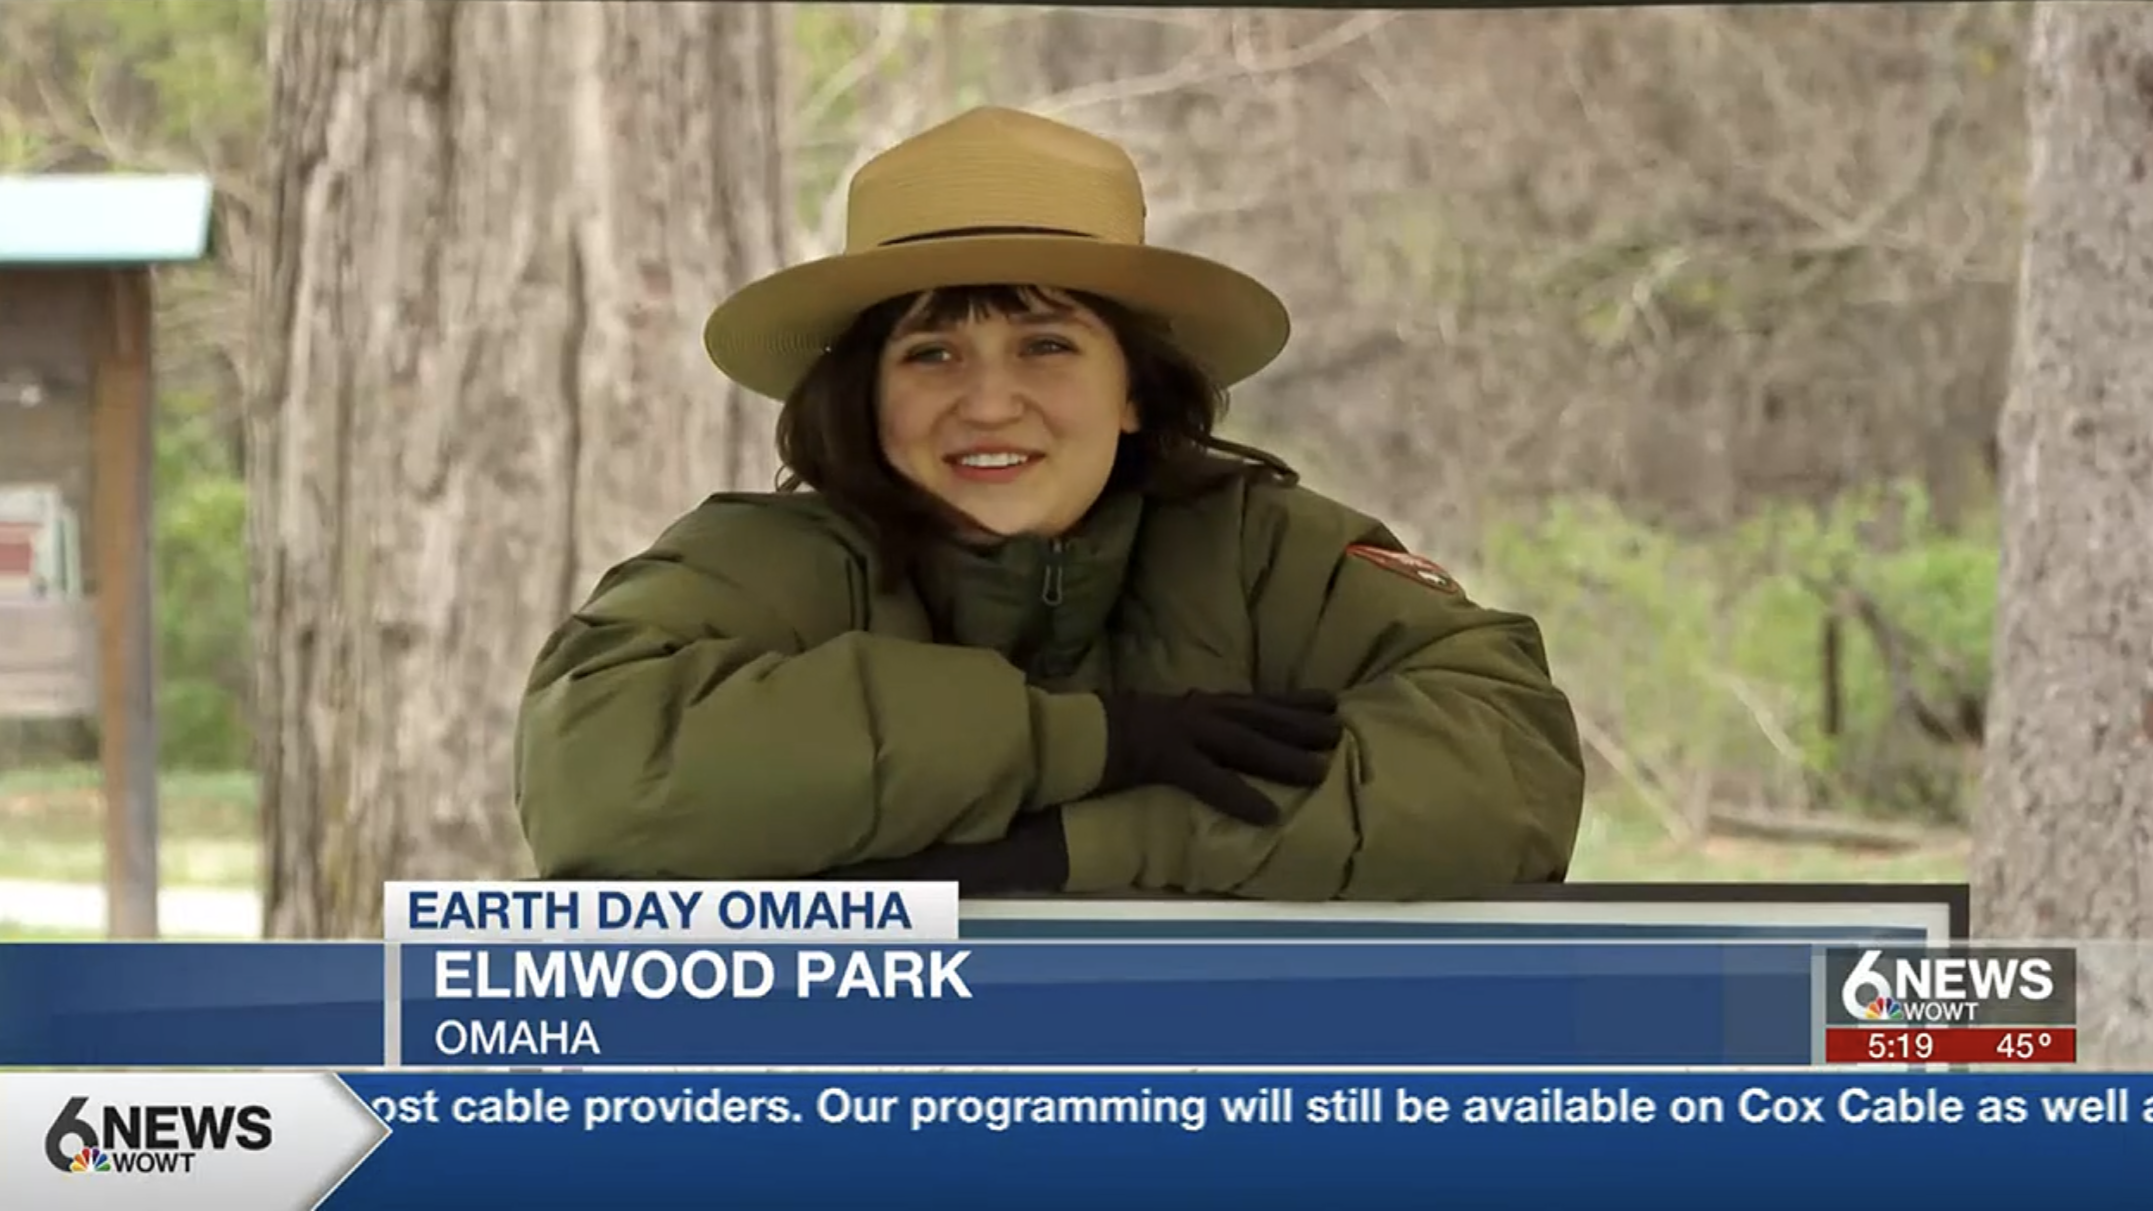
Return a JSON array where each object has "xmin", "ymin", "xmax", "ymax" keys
[{"xmin": 1347, "ymin": 544, "xmax": 1462, "ymax": 594}]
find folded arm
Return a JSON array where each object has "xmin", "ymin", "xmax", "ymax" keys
[
  {"xmin": 513, "ymin": 500, "xmax": 1106, "ymax": 879},
  {"xmin": 1062, "ymin": 489, "xmax": 1585, "ymax": 901}
]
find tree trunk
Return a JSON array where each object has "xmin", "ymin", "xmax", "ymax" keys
[
  {"xmin": 248, "ymin": 0, "xmax": 790, "ymax": 938},
  {"xmin": 1972, "ymin": 3, "xmax": 2153, "ymax": 1066}
]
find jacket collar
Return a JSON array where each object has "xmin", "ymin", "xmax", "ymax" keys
[{"xmin": 915, "ymin": 490, "xmax": 1144, "ymax": 680}]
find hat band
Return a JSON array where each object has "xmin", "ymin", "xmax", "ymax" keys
[{"xmin": 878, "ymin": 224, "xmax": 1097, "ymax": 248}]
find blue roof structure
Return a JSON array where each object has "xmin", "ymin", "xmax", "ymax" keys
[{"xmin": 0, "ymin": 174, "xmax": 214, "ymax": 265}]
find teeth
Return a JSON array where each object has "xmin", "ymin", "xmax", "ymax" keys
[{"xmin": 957, "ymin": 452, "xmax": 1031, "ymax": 468}]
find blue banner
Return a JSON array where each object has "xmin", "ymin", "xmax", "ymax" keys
[
  {"xmin": 397, "ymin": 941, "xmax": 1817, "ymax": 1066},
  {"xmin": 0, "ymin": 943, "xmax": 382, "ymax": 1067},
  {"xmin": 330, "ymin": 1071, "xmax": 2143, "ymax": 1208},
  {"xmin": 960, "ymin": 917, "xmax": 1937, "ymax": 941},
  {"xmin": 0, "ymin": 940, "xmax": 1832, "ymax": 1068}
]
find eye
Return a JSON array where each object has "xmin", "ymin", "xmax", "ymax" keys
[
  {"xmin": 897, "ymin": 343, "xmax": 952, "ymax": 365},
  {"xmin": 1025, "ymin": 334, "xmax": 1078, "ymax": 356}
]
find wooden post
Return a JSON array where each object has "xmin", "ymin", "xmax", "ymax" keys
[{"xmin": 90, "ymin": 267, "xmax": 159, "ymax": 939}]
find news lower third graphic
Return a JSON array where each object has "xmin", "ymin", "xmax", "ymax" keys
[
  {"xmin": 3, "ymin": 887, "xmax": 2136, "ymax": 1208},
  {"xmin": 1820, "ymin": 946, "xmax": 2078, "ymax": 1066},
  {"xmin": 0, "ymin": 1072, "xmax": 387, "ymax": 1211}
]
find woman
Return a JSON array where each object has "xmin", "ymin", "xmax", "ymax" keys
[{"xmin": 513, "ymin": 106, "xmax": 1585, "ymax": 900}]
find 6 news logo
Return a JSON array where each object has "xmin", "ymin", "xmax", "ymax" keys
[
  {"xmin": 3, "ymin": 1071, "xmax": 388, "ymax": 1211},
  {"xmin": 1826, "ymin": 946, "xmax": 2077, "ymax": 1027},
  {"xmin": 43, "ymin": 1095, "xmax": 274, "ymax": 1177}
]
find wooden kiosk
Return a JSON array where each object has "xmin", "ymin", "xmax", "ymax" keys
[{"xmin": 0, "ymin": 173, "xmax": 215, "ymax": 938}]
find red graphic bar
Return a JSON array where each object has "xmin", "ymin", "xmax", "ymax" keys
[{"xmin": 1825, "ymin": 1026, "xmax": 2076, "ymax": 1065}]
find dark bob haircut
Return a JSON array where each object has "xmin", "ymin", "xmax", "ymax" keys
[{"xmin": 774, "ymin": 283, "xmax": 1295, "ymax": 586}]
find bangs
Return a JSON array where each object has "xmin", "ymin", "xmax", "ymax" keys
[{"xmin": 894, "ymin": 284, "xmax": 1081, "ymax": 334}]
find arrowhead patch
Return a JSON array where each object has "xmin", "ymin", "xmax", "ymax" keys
[{"xmin": 1348, "ymin": 544, "xmax": 1462, "ymax": 594}]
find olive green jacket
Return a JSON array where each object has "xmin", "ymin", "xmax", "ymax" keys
[{"xmin": 513, "ymin": 476, "xmax": 1584, "ymax": 900}]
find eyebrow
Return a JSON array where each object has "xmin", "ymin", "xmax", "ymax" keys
[{"xmin": 892, "ymin": 308, "xmax": 1098, "ymax": 339}]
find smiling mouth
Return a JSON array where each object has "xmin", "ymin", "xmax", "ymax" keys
[
  {"xmin": 947, "ymin": 451, "xmax": 1040, "ymax": 469},
  {"xmin": 944, "ymin": 451, "xmax": 1044, "ymax": 482},
  {"xmin": 944, "ymin": 451, "xmax": 1042, "ymax": 486}
]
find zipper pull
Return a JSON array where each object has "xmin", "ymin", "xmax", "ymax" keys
[{"xmin": 1040, "ymin": 540, "xmax": 1066, "ymax": 607}]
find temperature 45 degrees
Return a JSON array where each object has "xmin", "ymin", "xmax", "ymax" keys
[{"xmin": 1824, "ymin": 1026, "xmax": 2076, "ymax": 1065}]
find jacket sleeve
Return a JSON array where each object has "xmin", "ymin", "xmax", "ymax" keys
[
  {"xmin": 513, "ymin": 499, "xmax": 1109, "ymax": 879},
  {"xmin": 1060, "ymin": 488, "xmax": 1584, "ymax": 901}
]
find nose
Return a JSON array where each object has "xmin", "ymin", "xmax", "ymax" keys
[{"xmin": 951, "ymin": 358, "xmax": 1028, "ymax": 426}]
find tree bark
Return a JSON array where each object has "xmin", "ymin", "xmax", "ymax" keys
[
  {"xmin": 1972, "ymin": 3, "xmax": 2153, "ymax": 1066},
  {"xmin": 248, "ymin": 0, "xmax": 790, "ymax": 937}
]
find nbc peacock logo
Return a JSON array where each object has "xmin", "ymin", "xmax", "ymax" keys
[
  {"xmin": 1863, "ymin": 996, "xmax": 1906, "ymax": 1021},
  {"xmin": 69, "ymin": 1147, "xmax": 111, "ymax": 1174}
]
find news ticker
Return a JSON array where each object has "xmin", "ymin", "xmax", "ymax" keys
[
  {"xmin": 5, "ymin": 1070, "xmax": 2150, "ymax": 1211},
  {"xmin": 0, "ymin": 883, "xmax": 2079, "ymax": 1071}
]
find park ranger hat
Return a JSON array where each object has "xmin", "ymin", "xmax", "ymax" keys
[{"xmin": 702, "ymin": 105, "xmax": 1291, "ymax": 402}]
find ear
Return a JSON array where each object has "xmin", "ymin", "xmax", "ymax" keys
[{"xmin": 1120, "ymin": 396, "xmax": 1141, "ymax": 434}]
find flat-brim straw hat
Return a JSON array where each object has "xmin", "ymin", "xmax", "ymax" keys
[{"xmin": 703, "ymin": 106, "xmax": 1291, "ymax": 402}]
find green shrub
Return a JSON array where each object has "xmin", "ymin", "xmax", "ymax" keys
[
  {"xmin": 153, "ymin": 398, "xmax": 252, "ymax": 770},
  {"xmin": 1479, "ymin": 483, "xmax": 1996, "ymax": 825}
]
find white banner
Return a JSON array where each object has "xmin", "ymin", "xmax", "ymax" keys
[
  {"xmin": 0, "ymin": 1072, "xmax": 388, "ymax": 1211},
  {"xmin": 382, "ymin": 880, "xmax": 961, "ymax": 943}
]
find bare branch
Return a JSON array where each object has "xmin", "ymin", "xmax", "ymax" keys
[
  {"xmin": 793, "ymin": 4, "xmax": 910, "ymax": 137},
  {"xmin": 1572, "ymin": 707, "xmax": 1700, "ymax": 845},
  {"xmin": 1024, "ymin": 11, "xmax": 1398, "ymax": 122}
]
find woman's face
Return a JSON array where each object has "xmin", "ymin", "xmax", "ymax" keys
[{"xmin": 876, "ymin": 288, "xmax": 1138, "ymax": 540}]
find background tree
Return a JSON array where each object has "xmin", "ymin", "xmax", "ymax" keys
[
  {"xmin": 247, "ymin": 0, "xmax": 790, "ymax": 936},
  {"xmin": 1971, "ymin": 2, "xmax": 2153, "ymax": 1065}
]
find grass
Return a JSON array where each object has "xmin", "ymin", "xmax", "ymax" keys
[
  {"xmin": 0, "ymin": 923, "xmax": 93, "ymax": 941},
  {"xmin": 0, "ymin": 763, "xmax": 1970, "ymax": 897},
  {"xmin": 1570, "ymin": 796, "xmax": 1967, "ymax": 885},
  {"xmin": 0, "ymin": 764, "xmax": 258, "ymax": 889}
]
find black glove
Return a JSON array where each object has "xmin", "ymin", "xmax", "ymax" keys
[
  {"xmin": 1094, "ymin": 689, "xmax": 1344, "ymax": 826},
  {"xmin": 812, "ymin": 810, "xmax": 1069, "ymax": 895}
]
